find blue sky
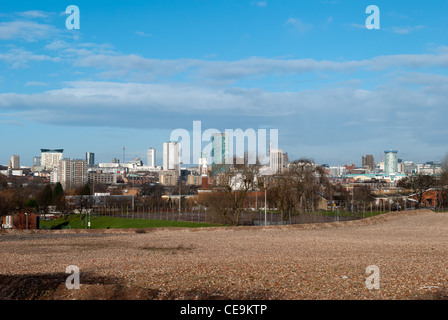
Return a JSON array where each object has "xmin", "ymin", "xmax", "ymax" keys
[{"xmin": 0, "ymin": 0, "xmax": 447, "ymax": 167}]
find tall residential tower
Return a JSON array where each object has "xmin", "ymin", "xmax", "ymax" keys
[
  {"xmin": 384, "ymin": 150, "xmax": 398, "ymax": 174},
  {"xmin": 147, "ymin": 148, "xmax": 156, "ymax": 167},
  {"xmin": 163, "ymin": 142, "xmax": 180, "ymax": 174},
  {"xmin": 41, "ymin": 149, "xmax": 63, "ymax": 171}
]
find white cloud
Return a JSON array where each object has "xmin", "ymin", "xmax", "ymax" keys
[
  {"xmin": 135, "ymin": 31, "xmax": 152, "ymax": 37},
  {"xmin": 0, "ymin": 75, "xmax": 446, "ymax": 130},
  {"xmin": 391, "ymin": 25, "xmax": 425, "ymax": 35},
  {"xmin": 25, "ymin": 81, "xmax": 49, "ymax": 87},
  {"xmin": 0, "ymin": 20, "xmax": 57, "ymax": 42},
  {"xmin": 0, "ymin": 48, "xmax": 60, "ymax": 68},
  {"xmin": 17, "ymin": 10, "xmax": 52, "ymax": 19},
  {"xmin": 0, "ymin": 73, "xmax": 446, "ymax": 164},
  {"xmin": 347, "ymin": 23, "xmax": 366, "ymax": 29},
  {"xmin": 45, "ymin": 40, "xmax": 70, "ymax": 50},
  {"xmin": 285, "ymin": 18, "xmax": 313, "ymax": 34},
  {"xmin": 61, "ymin": 46, "xmax": 448, "ymax": 84}
]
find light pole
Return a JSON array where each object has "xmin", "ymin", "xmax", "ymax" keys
[
  {"xmin": 264, "ymin": 183, "xmax": 269, "ymax": 226},
  {"xmin": 178, "ymin": 178, "xmax": 181, "ymax": 221}
]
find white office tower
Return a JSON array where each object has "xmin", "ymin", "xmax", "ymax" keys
[
  {"xmin": 147, "ymin": 148, "xmax": 156, "ymax": 167},
  {"xmin": 384, "ymin": 150, "xmax": 398, "ymax": 174},
  {"xmin": 270, "ymin": 149, "xmax": 284, "ymax": 174},
  {"xmin": 41, "ymin": 149, "xmax": 63, "ymax": 171},
  {"xmin": 163, "ymin": 142, "xmax": 181, "ymax": 174},
  {"xmin": 9, "ymin": 155, "xmax": 20, "ymax": 169}
]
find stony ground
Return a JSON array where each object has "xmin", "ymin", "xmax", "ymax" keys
[{"xmin": 1, "ymin": 209, "xmax": 447, "ymax": 300}]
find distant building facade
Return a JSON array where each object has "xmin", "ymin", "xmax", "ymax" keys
[
  {"xmin": 58, "ymin": 159, "xmax": 88, "ymax": 190},
  {"xmin": 86, "ymin": 152, "xmax": 95, "ymax": 167},
  {"xmin": 88, "ymin": 172, "xmax": 118, "ymax": 185},
  {"xmin": 187, "ymin": 174, "xmax": 202, "ymax": 186},
  {"xmin": 9, "ymin": 155, "xmax": 20, "ymax": 169},
  {"xmin": 159, "ymin": 170, "xmax": 178, "ymax": 186},
  {"xmin": 41, "ymin": 149, "xmax": 63, "ymax": 171},
  {"xmin": 362, "ymin": 154, "xmax": 375, "ymax": 171},
  {"xmin": 147, "ymin": 148, "xmax": 156, "ymax": 167},
  {"xmin": 211, "ymin": 132, "xmax": 229, "ymax": 166},
  {"xmin": 384, "ymin": 150, "xmax": 398, "ymax": 174},
  {"xmin": 270, "ymin": 149, "xmax": 284, "ymax": 174},
  {"xmin": 33, "ymin": 156, "xmax": 41, "ymax": 167},
  {"xmin": 163, "ymin": 142, "xmax": 180, "ymax": 174}
]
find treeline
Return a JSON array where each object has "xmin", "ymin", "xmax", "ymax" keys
[
  {"xmin": 0, "ymin": 175, "xmax": 93, "ymax": 216},
  {"xmin": 1, "ymin": 154, "xmax": 448, "ymax": 226},
  {"xmin": 198, "ymin": 157, "xmax": 448, "ymax": 225}
]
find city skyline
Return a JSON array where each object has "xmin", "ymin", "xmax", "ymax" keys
[
  {"xmin": 0, "ymin": 1, "xmax": 447, "ymax": 167},
  {"xmin": 2, "ymin": 143, "xmax": 444, "ymax": 171}
]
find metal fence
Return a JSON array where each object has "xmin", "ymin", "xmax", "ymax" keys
[{"xmin": 91, "ymin": 208, "xmax": 376, "ymax": 226}]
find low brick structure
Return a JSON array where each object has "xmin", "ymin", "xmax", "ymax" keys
[
  {"xmin": 10, "ymin": 211, "xmax": 39, "ymax": 230},
  {"xmin": 409, "ymin": 188, "xmax": 443, "ymax": 208}
]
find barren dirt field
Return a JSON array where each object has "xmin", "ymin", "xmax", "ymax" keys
[{"xmin": 1, "ymin": 209, "xmax": 448, "ymax": 300}]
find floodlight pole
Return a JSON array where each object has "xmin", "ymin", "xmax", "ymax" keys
[
  {"xmin": 178, "ymin": 178, "xmax": 181, "ymax": 221},
  {"xmin": 264, "ymin": 185, "xmax": 267, "ymax": 226}
]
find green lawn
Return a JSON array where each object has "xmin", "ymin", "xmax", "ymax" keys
[{"xmin": 39, "ymin": 214, "xmax": 224, "ymax": 230}]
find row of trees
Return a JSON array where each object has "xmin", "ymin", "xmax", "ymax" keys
[
  {"xmin": 198, "ymin": 159, "xmax": 371, "ymax": 225},
  {"xmin": 0, "ymin": 175, "xmax": 93, "ymax": 222},
  {"xmin": 198, "ymin": 155, "xmax": 448, "ymax": 225}
]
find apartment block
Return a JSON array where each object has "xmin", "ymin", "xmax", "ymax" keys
[
  {"xmin": 58, "ymin": 159, "xmax": 88, "ymax": 190},
  {"xmin": 41, "ymin": 149, "xmax": 63, "ymax": 171}
]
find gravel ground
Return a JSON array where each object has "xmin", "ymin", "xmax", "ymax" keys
[{"xmin": 1, "ymin": 209, "xmax": 447, "ymax": 300}]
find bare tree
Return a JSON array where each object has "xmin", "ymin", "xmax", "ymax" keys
[
  {"xmin": 37, "ymin": 184, "xmax": 53, "ymax": 216},
  {"xmin": 202, "ymin": 154, "xmax": 260, "ymax": 225},
  {"xmin": 269, "ymin": 173, "xmax": 296, "ymax": 221},
  {"xmin": 288, "ymin": 159, "xmax": 328, "ymax": 213},
  {"xmin": 352, "ymin": 184, "xmax": 374, "ymax": 212},
  {"xmin": 398, "ymin": 173, "xmax": 435, "ymax": 208},
  {"xmin": 76, "ymin": 184, "xmax": 93, "ymax": 217},
  {"xmin": 0, "ymin": 176, "xmax": 32, "ymax": 228}
]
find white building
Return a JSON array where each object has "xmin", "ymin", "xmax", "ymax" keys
[
  {"xmin": 269, "ymin": 149, "xmax": 284, "ymax": 174},
  {"xmin": 147, "ymin": 148, "xmax": 156, "ymax": 167},
  {"xmin": 329, "ymin": 166, "xmax": 346, "ymax": 177},
  {"xmin": 41, "ymin": 149, "xmax": 63, "ymax": 171},
  {"xmin": 0, "ymin": 169, "xmax": 24, "ymax": 177},
  {"xmin": 163, "ymin": 141, "xmax": 181, "ymax": 174},
  {"xmin": 9, "ymin": 155, "xmax": 20, "ymax": 169}
]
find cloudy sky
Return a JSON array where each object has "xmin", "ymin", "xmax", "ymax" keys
[{"xmin": 0, "ymin": 0, "xmax": 447, "ymax": 167}]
